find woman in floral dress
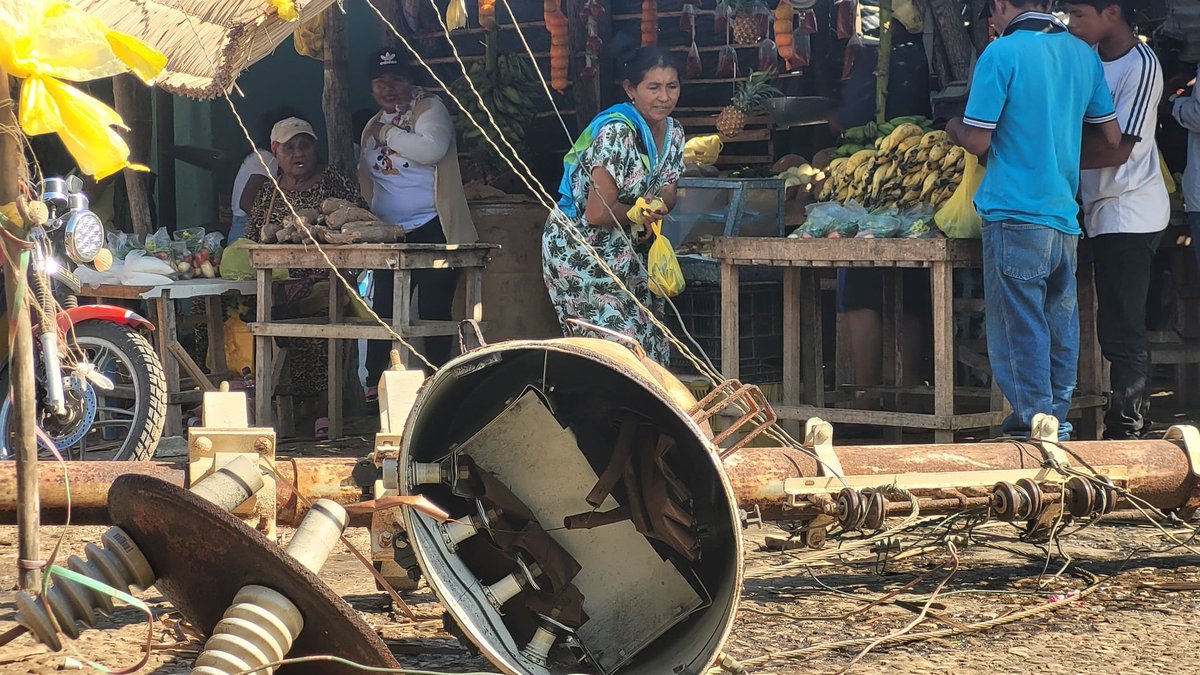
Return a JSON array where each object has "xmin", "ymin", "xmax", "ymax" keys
[{"xmin": 543, "ymin": 47, "xmax": 685, "ymax": 365}]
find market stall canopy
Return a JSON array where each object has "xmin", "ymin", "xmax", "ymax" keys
[{"xmin": 73, "ymin": 0, "xmax": 337, "ymax": 99}]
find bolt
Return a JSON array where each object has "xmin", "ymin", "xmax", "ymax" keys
[
  {"xmin": 192, "ymin": 436, "xmax": 213, "ymax": 454},
  {"xmin": 378, "ymin": 533, "xmax": 394, "ymax": 548},
  {"xmin": 254, "ymin": 436, "xmax": 273, "ymax": 454}
]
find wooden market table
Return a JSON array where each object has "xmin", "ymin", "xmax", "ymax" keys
[
  {"xmin": 711, "ymin": 236, "xmax": 1108, "ymax": 442},
  {"xmin": 246, "ymin": 243, "xmax": 496, "ymax": 440},
  {"xmin": 79, "ymin": 278, "xmax": 258, "ymax": 437}
]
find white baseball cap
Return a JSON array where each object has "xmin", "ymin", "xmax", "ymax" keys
[{"xmin": 270, "ymin": 117, "xmax": 317, "ymax": 145}]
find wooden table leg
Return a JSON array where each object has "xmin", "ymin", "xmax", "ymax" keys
[
  {"xmin": 328, "ymin": 276, "xmax": 346, "ymax": 441},
  {"xmin": 880, "ymin": 269, "xmax": 902, "ymax": 443},
  {"xmin": 782, "ymin": 267, "xmax": 801, "ymax": 437},
  {"xmin": 720, "ymin": 262, "xmax": 740, "ymax": 381},
  {"xmin": 393, "ymin": 269, "xmax": 412, "ymax": 369},
  {"xmin": 932, "ymin": 262, "xmax": 955, "ymax": 443},
  {"xmin": 1076, "ymin": 258, "xmax": 1104, "ymax": 440},
  {"xmin": 254, "ymin": 269, "xmax": 274, "ymax": 428},
  {"xmin": 205, "ymin": 295, "xmax": 227, "ymax": 377},
  {"xmin": 466, "ymin": 268, "xmax": 483, "ymax": 323},
  {"xmin": 153, "ymin": 295, "xmax": 181, "ymax": 437},
  {"xmin": 801, "ymin": 269, "xmax": 824, "ymax": 408}
]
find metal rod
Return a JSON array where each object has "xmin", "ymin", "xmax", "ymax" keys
[{"xmin": 1, "ymin": 69, "xmax": 41, "ymax": 591}]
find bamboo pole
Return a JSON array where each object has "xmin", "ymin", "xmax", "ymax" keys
[
  {"xmin": 112, "ymin": 74, "xmax": 154, "ymax": 237},
  {"xmin": 322, "ymin": 5, "xmax": 355, "ymax": 175},
  {"xmin": 876, "ymin": 0, "xmax": 894, "ymax": 124},
  {"xmin": 0, "ymin": 70, "xmax": 41, "ymax": 591}
]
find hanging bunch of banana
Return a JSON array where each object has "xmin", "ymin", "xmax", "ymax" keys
[
  {"xmin": 449, "ymin": 47, "xmax": 542, "ymax": 155},
  {"xmin": 832, "ymin": 115, "xmax": 936, "ymax": 158},
  {"xmin": 818, "ymin": 124, "xmax": 967, "ymax": 210}
]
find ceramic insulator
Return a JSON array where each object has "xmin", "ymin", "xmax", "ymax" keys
[
  {"xmin": 520, "ymin": 624, "xmax": 558, "ymax": 666},
  {"xmin": 438, "ymin": 518, "xmax": 480, "ymax": 551}
]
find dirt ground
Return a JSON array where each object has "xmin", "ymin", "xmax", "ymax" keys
[{"xmin": 0, "ymin": 517, "xmax": 1198, "ymax": 675}]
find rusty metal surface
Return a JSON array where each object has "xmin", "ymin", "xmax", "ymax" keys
[
  {"xmin": 276, "ymin": 458, "xmax": 365, "ymax": 525},
  {"xmin": 724, "ymin": 440, "xmax": 1198, "ymax": 518},
  {"xmin": 107, "ymin": 474, "xmax": 399, "ymax": 675}
]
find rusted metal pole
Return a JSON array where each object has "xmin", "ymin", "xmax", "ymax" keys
[
  {"xmin": 1, "ymin": 438, "xmax": 1197, "ymax": 527},
  {"xmin": 1, "ymin": 69, "xmax": 41, "ymax": 590}
]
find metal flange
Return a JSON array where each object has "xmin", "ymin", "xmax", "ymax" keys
[{"xmin": 108, "ymin": 474, "xmax": 398, "ymax": 675}]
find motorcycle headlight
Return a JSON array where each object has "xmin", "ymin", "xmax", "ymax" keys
[{"xmin": 64, "ymin": 210, "xmax": 104, "ymax": 264}]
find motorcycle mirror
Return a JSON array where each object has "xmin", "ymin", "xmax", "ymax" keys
[{"xmin": 66, "ymin": 175, "xmax": 85, "ymax": 194}]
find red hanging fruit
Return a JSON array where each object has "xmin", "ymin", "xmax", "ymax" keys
[
  {"xmin": 841, "ymin": 36, "xmax": 862, "ymax": 80},
  {"xmin": 714, "ymin": 2, "xmax": 731, "ymax": 38},
  {"xmin": 757, "ymin": 38, "xmax": 777, "ymax": 72},
  {"xmin": 801, "ymin": 8, "xmax": 819, "ymax": 34},
  {"xmin": 716, "ymin": 43, "xmax": 737, "ymax": 78},
  {"xmin": 641, "ymin": 0, "xmax": 658, "ymax": 47},
  {"xmin": 681, "ymin": 2, "xmax": 697, "ymax": 34},
  {"xmin": 752, "ymin": 1, "xmax": 771, "ymax": 41},
  {"xmin": 687, "ymin": 41, "xmax": 702, "ymax": 78},
  {"xmin": 836, "ymin": 0, "xmax": 859, "ymax": 40},
  {"xmin": 794, "ymin": 31, "xmax": 811, "ymax": 68}
]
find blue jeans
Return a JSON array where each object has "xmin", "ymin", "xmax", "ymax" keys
[
  {"xmin": 981, "ymin": 220, "xmax": 1078, "ymax": 440},
  {"xmin": 1190, "ymin": 212, "xmax": 1200, "ymax": 273}
]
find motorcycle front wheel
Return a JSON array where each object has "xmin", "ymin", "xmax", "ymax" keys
[{"xmin": 0, "ymin": 321, "xmax": 167, "ymax": 461}]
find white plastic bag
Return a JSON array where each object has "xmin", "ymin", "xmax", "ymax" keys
[{"xmin": 123, "ymin": 250, "xmax": 176, "ymax": 277}]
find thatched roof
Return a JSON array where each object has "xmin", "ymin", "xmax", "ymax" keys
[{"xmin": 74, "ymin": 0, "xmax": 338, "ymax": 99}]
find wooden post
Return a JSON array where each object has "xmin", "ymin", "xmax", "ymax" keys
[
  {"xmin": 1, "ymin": 71, "xmax": 40, "ymax": 590},
  {"xmin": 876, "ymin": 0, "xmax": 893, "ymax": 124},
  {"xmin": 567, "ymin": 0, "xmax": 599, "ymax": 125},
  {"xmin": 112, "ymin": 74, "xmax": 154, "ymax": 237},
  {"xmin": 322, "ymin": 5, "xmax": 355, "ymax": 175},
  {"xmin": 155, "ymin": 89, "xmax": 176, "ymax": 230}
]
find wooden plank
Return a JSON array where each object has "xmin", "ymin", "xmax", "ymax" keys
[
  {"xmin": 710, "ymin": 237, "xmax": 983, "ymax": 266},
  {"xmin": 684, "ymin": 128, "xmax": 772, "ymax": 143},
  {"xmin": 720, "ymin": 262, "xmax": 740, "ymax": 381},
  {"xmin": 881, "ymin": 269, "xmax": 902, "ymax": 443},
  {"xmin": 394, "ymin": 269, "xmax": 413, "ymax": 368},
  {"xmin": 327, "ymin": 275, "xmax": 345, "ymax": 440},
  {"xmin": 782, "ymin": 267, "xmax": 801, "ymax": 437},
  {"xmin": 1076, "ymin": 252, "xmax": 1104, "ymax": 440},
  {"xmin": 931, "ymin": 261, "xmax": 955, "ymax": 443},
  {"xmin": 246, "ymin": 244, "xmax": 496, "ymax": 271},
  {"xmin": 205, "ymin": 296, "xmax": 227, "ymax": 376},
  {"xmin": 466, "ymin": 268, "xmax": 484, "ymax": 323},
  {"xmin": 248, "ymin": 318, "xmax": 464, "ymax": 340},
  {"xmin": 801, "ymin": 269, "xmax": 824, "ymax": 407},
  {"xmin": 254, "ymin": 268, "xmax": 274, "ymax": 428},
  {"xmin": 150, "ymin": 297, "xmax": 181, "ymax": 437},
  {"xmin": 167, "ymin": 341, "xmax": 215, "ymax": 393}
]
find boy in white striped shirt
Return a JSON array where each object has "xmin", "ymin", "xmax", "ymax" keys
[{"xmin": 1066, "ymin": 0, "xmax": 1168, "ymax": 439}]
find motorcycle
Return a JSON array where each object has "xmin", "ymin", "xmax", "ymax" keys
[{"xmin": 0, "ymin": 176, "xmax": 166, "ymax": 461}]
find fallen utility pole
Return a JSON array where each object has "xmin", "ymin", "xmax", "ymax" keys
[{"xmin": 0, "ymin": 68, "xmax": 41, "ymax": 591}]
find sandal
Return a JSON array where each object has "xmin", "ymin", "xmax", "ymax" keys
[
  {"xmin": 315, "ymin": 417, "xmax": 330, "ymax": 440},
  {"xmin": 365, "ymin": 386, "xmax": 379, "ymax": 404}
]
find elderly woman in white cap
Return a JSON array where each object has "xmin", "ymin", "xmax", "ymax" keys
[
  {"xmin": 245, "ymin": 116, "xmax": 366, "ymax": 438},
  {"xmin": 358, "ymin": 48, "xmax": 477, "ymax": 393}
]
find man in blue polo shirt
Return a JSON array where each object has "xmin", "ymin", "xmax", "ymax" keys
[{"xmin": 947, "ymin": 0, "xmax": 1121, "ymax": 440}]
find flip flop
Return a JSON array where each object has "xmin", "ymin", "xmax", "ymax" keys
[
  {"xmin": 365, "ymin": 386, "xmax": 379, "ymax": 404},
  {"xmin": 315, "ymin": 417, "xmax": 330, "ymax": 440}
]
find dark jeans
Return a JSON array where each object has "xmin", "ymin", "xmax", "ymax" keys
[
  {"xmin": 365, "ymin": 217, "xmax": 459, "ymax": 385},
  {"xmin": 981, "ymin": 220, "xmax": 1078, "ymax": 440},
  {"xmin": 1091, "ymin": 230, "xmax": 1164, "ymax": 439}
]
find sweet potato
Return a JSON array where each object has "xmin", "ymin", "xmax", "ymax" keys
[
  {"xmin": 320, "ymin": 198, "xmax": 358, "ymax": 215},
  {"xmin": 275, "ymin": 227, "xmax": 295, "ymax": 243},
  {"xmin": 325, "ymin": 206, "xmax": 378, "ymax": 229},
  {"xmin": 339, "ymin": 221, "xmax": 406, "ymax": 243}
]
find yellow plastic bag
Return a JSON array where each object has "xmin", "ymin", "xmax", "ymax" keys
[
  {"xmin": 934, "ymin": 152, "xmax": 985, "ymax": 239},
  {"xmin": 207, "ymin": 307, "xmax": 254, "ymax": 375},
  {"xmin": 220, "ymin": 239, "xmax": 288, "ymax": 281},
  {"xmin": 1160, "ymin": 150, "xmax": 1176, "ymax": 195},
  {"xmin": 647, "ymin": 220, "xmax": 685, "ymax": 298}
]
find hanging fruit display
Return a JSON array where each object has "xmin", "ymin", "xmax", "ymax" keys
[
  {"xmin": 402, "ymin": 0, "xmax": 421, "ymax": 31},
  {"xmin": 716, "ymin": 70, "xmax": 782, "ymax": 137},
  {"xmin": 720, "ymin": 0, "xmax": 767, "ymax": 45},
  {"xmin": 680, "ymin": 2, "xmax": 697, "ymax": 32},
  {"xmin": 756, "ymin": 38, "xmax": 777, "ymax": 72},
  {"xmin": 544, "ymin": 0, "xmax": 569, "ymax": 92},
  {"xmin": 716, "ymin": 44, "xmax": 738, "ymax": 78},
  {"xmin": 687, "ymin": 41, "xmax": 702, "ymax": 78},
  {"xmin": 581, "ymin": 0, "xmax": 604, "ymax": 82},
  {"xmin": 714, "ymin": 2, "xmax": 731, "ymax": 37},
  {"xmin": 479, "ymin": 0, "xmax": 496, "ymax": 30},
  {"xmin": 801, "ymin": 8, "xmax": 819, "ymax": 33},
  {"xmin": 836, "ymin": 0, "xmax": 859, "ymax": 40},
  {"xmin": 450, "ymin": 53, "xmax": 542, "ymax": 156},
  {"xmin": 752, "ymin": 1, "xmax": 771, "ymax": 38},
  {"xmin": 641, "ymin": 0, "xmax": 658, "ymax": 46},
  {"xmin": 774, "ymin": 0, "xmax": 796, "ymax": 69}
]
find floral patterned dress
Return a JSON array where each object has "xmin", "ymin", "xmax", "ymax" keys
[
  {"xmin": 244, "ymin": 167, "xmax": 366, "ymax": 398},
  {"xmin": 542, "ymin": 119, "xmax": 685, "ymax": 365}
]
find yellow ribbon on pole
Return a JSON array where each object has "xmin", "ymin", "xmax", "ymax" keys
[{"xmin": 0, "ymin": 0, "xmax": 167, "ymax": 179}]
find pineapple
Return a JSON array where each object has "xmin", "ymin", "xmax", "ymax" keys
[
  {"xmin": 722, "ymin": 0, "xmax": 765, "ymax": 44},
  {"xmin": 716, "ymin": 70, "xmax": 782, "ymax": 137}
]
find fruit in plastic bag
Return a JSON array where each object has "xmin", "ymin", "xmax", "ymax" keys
[
  {"xmin": 856, "ymin": 209, "xmax": 901, "ymax": 238},
  {"xmin": 801, "ymin": 8, "xmax": 818, "ymax": 33},
  {"xmin": 794, "ymin": 31, "xmax": 811, "ymax": 68},
  {"xmin": 757, "ymin": 38, "xmax": 777, "ymax": 72},
  {"xmin": 934, "ymin": 153, "xmax": 985, "ymax": 239},
  {"xmin": 897, "ymin": 205, "xmax": 936, "ymax": 238},
  {"xmin": 795, "ymin": 200, "xmax": 866, "ymax": 238},
  {"xmin": 836, "ymin": 0, "xmax": 859, "ymax": 40},
  {"xmin": 714, "ymin": 2, "xmax": 731, "ymax": 37},
  {"xmin": 751, "ymin": 1, "xmax": 771, "ymax": 41},
  {"xmin": 687, "ymin": 41, "xmax": 702, "ymax": 78},
  {"xmin": 680, "ymin": 2, "xmax": 697, "ymax": 33},
  {"xmin": 716, "ymin": 44, "xmax": 738, "ymax": 78},
  {"xmin": 647, "ymin": 220, "xmax": 684, "ymax": 298}
]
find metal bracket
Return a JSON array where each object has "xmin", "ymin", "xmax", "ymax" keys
[
  {"xmin": 190, "ymin": 387, "xmax": 276, "ymax": 539},
  {"xmin": 803, "ymin": 417, "xmax": 844, "ymax": 478},
  {"xmin": 1031, "ymin": 413, "xmax": 1071, "ymax": 468},
  {"xmin": 1166, "ymin": 425, "xmax": 1200, "ymax": 520},
  {"xmin": 458, "ymin": 319, "xmax": 488, "ymax": 354},
  {"xmin": 688, "ymin": 380, "xmax": 777, "ymax": 459},
  {"xmin": 565, "ymin": 318, "xmax": 647, "ymax": 359}
]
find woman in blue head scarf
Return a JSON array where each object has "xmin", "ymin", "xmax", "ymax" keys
[{"xmin": 542, "ymin": 46, "xmax": 686, "ymax": 365}]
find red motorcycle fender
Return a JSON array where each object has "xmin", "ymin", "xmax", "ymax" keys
[{"xmin": 44, "ymin": 305, "xmax": 156, "ymax": 334}]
